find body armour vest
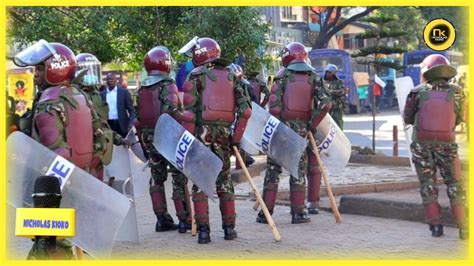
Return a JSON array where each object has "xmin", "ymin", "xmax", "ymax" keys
[
  {"xmin": 38, "ymin": 86, "xmax": 94, "ymax": 169},
  {"xmin": 138, "ymin": 84, "xmax": 162, "ymax": 129},
  {"xmin": 281, "ymin": 73, "xmax": 314, "ymax": 121},
  {"xmin": 200, "ymin": 68, "xmax": 236, "ymax": 124},
  {"xmin": 416, "ymin": 88, "xmax": 456, "ymax": 143}
]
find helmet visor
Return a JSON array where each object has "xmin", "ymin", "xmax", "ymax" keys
[
  {"xmin": 178, "ymin": 36, "xmax": 199, "ymax": 57},
  {"xmin": 13, "ymin": 39, "xmax": 56, "ymax": 67},
  {"xmin": 77, "ymin": 61, "xmax": 102, "ymax": 86}
]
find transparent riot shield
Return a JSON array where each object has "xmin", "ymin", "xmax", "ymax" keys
[
  {"xmin": 104, "ymin": 145, "xmax": 150, "ymax": 197},
  {"xmin": 104, "ymin": 145, "xmax": 151, "ymax": 243},
  {"xmin": 395, "ymin": 76, "xmax": 416, "ymax": 171},
  {"xmin": 7, "ymin": 132, "xmax": 131, "ymax": 258},
  {"xmin": 153, "ymin": 114, "xmax": 222, "ymax": 198},
  {"xmin": 313, "ymin": 114, "xmax": 351, "ymax": 175},
  {"xmin": 241, "ymin": 102, "xmax": 307, "ymax": 177},
  {"xmin": 126, "ymin": 127, "xmax": 147, "ymax": 162}
]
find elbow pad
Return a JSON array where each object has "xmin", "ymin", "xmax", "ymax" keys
[
  {"xmin": 180, "ymin": 111, "xmax": 196, "ymax": 134},
  {"xmin": 232, "ymin": 108, "xmax": 252, "ymax": 144}
]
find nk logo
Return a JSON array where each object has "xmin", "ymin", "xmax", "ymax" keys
[
  {"xmin": 175, "ymin": 131, "xmax": 195, "ymax": 171},
  {"xmin": 261, "ymin": 116, "xmax": 280, "ymax": 153},
  {"xmin": 46, "ymin": 156, "xmax": 75, "ymax": 190}
]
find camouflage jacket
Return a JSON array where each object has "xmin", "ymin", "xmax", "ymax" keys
[
  {"xmin": 81, "ymin": 85, "xmax": 123, "ymax": 164},
  {"xmin": 323, "ymin": 77, "xmax": 346, "ymax": 110}
]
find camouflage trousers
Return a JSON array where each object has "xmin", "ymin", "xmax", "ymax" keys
[
  {"xmin": 141, "ymin": 131, "xmax": 190, "ymax": 221},
  {"xmin": 411, "ymin": 142, "xmax": 468, "ymax": 228},
  {"xmin": 264, "ymin": 121, "xmax": 308, "ymax": 186},
  {"xmin": 330, "ymin": 108, "xmax": 344, "ymax": 130},
  {"xmin": 192, "ymin": 125, "xmax": 235, "ymax": 227},
  {"xmin": 263, "ymin": 121, "xmax": 308, "ymax": 214}
]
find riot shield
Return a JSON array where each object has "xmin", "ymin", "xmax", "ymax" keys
[
  {"xmin": 395, "ymin": 76, "xmax": 415, "ymax": 171},
  {"xmin": 104, "ymin": 145, "xmax": 150, "ymax": 197},
  {"xmin": 104, "ymin": 145, "xmax": 151, "ymax": 243},
  {"xmin": 313, "ymin": 114, "xmax": 351, "ymax": 175},
  {"xmin": 7, "ymin": 132, "xmax": 131, "ymax": 258},
  {"xmin": 153, "ymin": 114, "xmax": 222, "ymax": 198},
  {"xmin": 126, "ymin": 127, "xmax": 147, "ymax": 162},
  {"xmin": 241, "ymin": 102, "xmax": 307, "ymax": 177}
]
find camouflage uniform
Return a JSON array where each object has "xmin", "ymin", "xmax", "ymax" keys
[
  {"xmin": 324, "ymin": 77, "xmax": 346, "ymax": 129},
  {"xmin": 137, "ymin": 77, "xmax": 192, "ymax": 231},
  {"xmin": 181, "ymin": 63, "xmax": 251, "ymax": 241},
  {"xmin": 404, "ymin": 80, "xmax": 467, "ymax": 238},
  {"xmin": 80, "ymin": 85, "xmax": 124, "ymax": 181},
  {"xmin": 261, "ymin": 64, "xmax": 330, "ymax": 223}
]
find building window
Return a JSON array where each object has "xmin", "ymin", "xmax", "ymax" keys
[
  {"xmin": 282, "ymin": 6, "xmax": 295, "ymax": 20},
  {"xmin": 343, "ymin": 34, "xmax": 352, "ymax": 49},
  {"xmin": 356, "ymin": 38, "xmax": 365, "ymax": 48}
]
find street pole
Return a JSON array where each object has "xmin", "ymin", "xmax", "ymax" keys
[{"xmin": 368, "ymin": 64, "xmax": 376, "ymax": 152}]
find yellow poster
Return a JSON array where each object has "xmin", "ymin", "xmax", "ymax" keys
[{"xmin": 7, "ymin": 69, "xmax": 35, "ymax": 115}]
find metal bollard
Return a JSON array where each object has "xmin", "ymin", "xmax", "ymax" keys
[{"xmin": 393, "ymin": 125, "xmax": 398, "ymax": 157}]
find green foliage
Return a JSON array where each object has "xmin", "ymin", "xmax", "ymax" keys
[
  {"xmin": 352, "ymin": 46, "xmax": 407, "ymax": 57},
  {"xmin": 354, "ymin": 57, "xmax": 404, "ymax": 70},
  {"xmin": 380, "ymin": 6, "xmax": 426, "ymax": 50},
  {"xmin": 7, "ymin": 7, "xmax": 270, "ymax": 72},
  {"xmin": 360, "ymin": 14, "xmax": 396, "ymax": 24},
  {"xmin": 352, "ymin": 10, "xmax": 407, "ymax": 73},
  {"xmin": 355, "ymin": 29, "xmax": 406, "ymax": 40},
  {"xmin": 418, "ymin": 6, "xmax": 468, "ymax": 54}
]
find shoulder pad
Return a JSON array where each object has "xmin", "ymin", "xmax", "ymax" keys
[
  {"xmin": 212, "ymin": 57, "xmax": 232, "ymax": 67},
  {"xmin": 411, "ymin": 83, "xmax": 429, "ymax": 93},
  {"xmin": 190, "ymin": 65, "xmax": 207, "ymax": 75},
  {"xmin": 287, "ymin": 62, "xmax": 315, "ymax": 72},
  {"xmin": 141, "ymin": 75, "xmax": 171, "ymax": 87},
  {"xmin": 38, "ymin": 86, "xmax": 64, "ymax": 102}
]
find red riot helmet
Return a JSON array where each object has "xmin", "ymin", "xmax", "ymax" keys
[
  {"xmin": 179, "ymin": 37, "xmax": 221, "ymax": 66},
  {"xmin": 279, "ymin": 42, "xmax": 308, "ymax": 67},
  {"xmin": 14, "ymin": 39, "xmax": 76, "ymax": 85},
  {"xmin": 420, "ymin": 54, "xmax": 457, "ymax": 83},
  {"xmin": 144, "ymin": 46, "xmax": 173, "ymax": 75},
  {"xmin": 76, "ymin": 53, "xmax": 102, "ymax": 86}
]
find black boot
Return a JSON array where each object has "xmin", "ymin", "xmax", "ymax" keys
[
  {"xmin": 198, "ymin": 224, "xmax": 211, "ymax": 244},
  {"xmin": 307, "ymin": 202, "xmax": 320, "ymax": 215},
  {"xmin": 155, "ymin": 215, "xmax": 178, "ymax": 232},
  {"xmin": 256, "ymin": 210, "xmax": 269, "ymax": 224},
  {"xmin": 291, "ymin": 212, "xmax": 311, "ymax": 224},
  {"xmin": 223, "ymin": 225, "xmax": 237, "ymax": 240},
  {"xmin": 178, "ymin": 221, "xmax": 192, "ymax": 234},
  {"xmin": 429, "ymin": 224, "xmax": 444, "ymax": 237}
]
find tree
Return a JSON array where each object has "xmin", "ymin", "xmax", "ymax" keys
[
  {"xmin": 180, "ymin": 7, "xmax": 270, "ymax": 71},
  {"xmin": 352, "ymin": 12, "xmax": 407, "ymax": 152},
  {"xmin": 380, "ymin": 6, "xmax": 426, "ymax": 50},
  {"xmin": 308, "ymin": 6, "xmax": 379, "ymax": 49},
  {"xmin": 7, "ymin": 7, "xmax": 270, "ymax": 71},
  {"xmin": 418, "ymin": 6, "xmax": 468, "ymax": 54}
]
